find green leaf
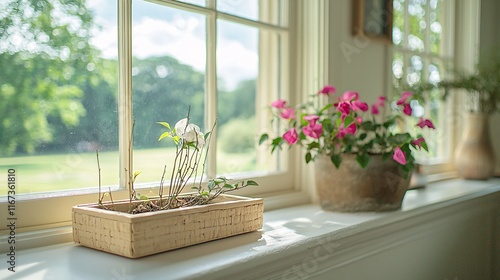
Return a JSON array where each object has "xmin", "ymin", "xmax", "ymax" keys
[
  {"xmin": 158, "ymin": 131, "xmax": 170, "ymax": 141},
  {"xmin": 223, "ymin": 183, "xmax": 235, "ymax": 189},
  {"xmin": 305, "ymin": 152, "xmax": 312, "ymax": 163},
  {"xmin": 259, "ymin": 133, "xmax": 269, "ymax": 145},
  {"xmin": 307, "ymin": 141, "xmax": 320, "ymax": 150},
  {"xmin": 356, "ymin": 153, "xmax": 370, "ymax": 168},
  {"xmin": 173, "ymin": 135, "xmax": 181, "ymax": 145},
  {"xmin": 335, "ymin": 117, "xmax": 342, "ymax": 127},
  {"xmin": 359, "ymin": 133, "xmax": 367, "ymax": 141},
  {"xmin": 133, "ymin": 171, "xmax": 142, "ymax": 180},
  {"xmin": 330, "ymin": 154, "xmax": 342, "ymax": 169},
  {"xmin": 246, "ymin": 180, "xmax": 259, "ymax": 186},
  {"xmin": 156, "ymin": 122, "xmax": 171, "ymax": 129},
  {"xmin": 343, "ymin": 115, "xmax": 354, "ymax": 127},
  {"xmin": 421, "ymin": 141, "xmax": 429, "ymax": 152},
  {"xmin": 139, "ymin": 194, "xmax": 149, "ymax": 200},
  {"xmin": 204, "ymin": 131, "xmax": 211, "ymax": 141}
]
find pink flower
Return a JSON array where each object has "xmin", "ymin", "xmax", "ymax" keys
[
  {"xmin": 355, "ymin": 116, "xmax": 362, "ymax": 124},
  {"xmin": 283, "ymin": 128, "xmax": 298, "ymax": 144},
  {"xmin": 402, "ymin": 103, "xmax": 412, "ymax": 116},
  {"xmin": 412, "ymin": 137, "xmax": 426, "ymax": 149},
  {"xmin": 304, "ymin": 114, "xmax": 320, "ymax": 125},
  {"xmin": 271, "ymin": 99, "xmax": 286, "ymax": 109},
  {"xmin": 396, "ymin": 91, "xmax": 413, "ymax": 105},
  {"xmin": 371, "ymin": 96, "xmax": 386, "ymax": 115},
  {"xmin": 345, "ymin": 122, "xmax": 357, "ymax": 135},
  {"xmin": 341, "ymin": 91, "xmax": 359, "ymax": 102},
  {"xmin": 352, "ymin": 101, "xmax": 369, "ymax": 112},
  {"xmin": 375, "ymin": 96, "xmax": 386, "ymax": 107},
  {"xmin": 303, "ymin": 123, "xmax": 323, "ymax": 139},
  {"xmin": 416, "ymin": 118, "xmax": 435, "ymax": 129},
  {"xmin": 336, "ymin": 123, "xmax": 357, "ymax": 139},
  {"xmin": 280, "ymin": 108, "xmax": 295, "ymax": 120},
  {"xmin": 392, "ymin": 146, "xmax": 407, "ymax": 165},
  {"xmin": 319, "ymin": 85, "xmax": 336, "ymax": 96},
  {"xmin": 337, "ymin": 101, "xmax": 351, "ymax": 115}
]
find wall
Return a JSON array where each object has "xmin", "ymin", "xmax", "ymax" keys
[
  {"xmin": 328, "ymin": 0, "xmax": 389, "ymax": 105},
  {"xmin": 480, "ymin": 0, "xmax": 500, "ymax": 175}
]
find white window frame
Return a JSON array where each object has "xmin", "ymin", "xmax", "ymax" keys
[{"xmin": 0, "ymin": 0, "xmax": 320, "ymax": 237}]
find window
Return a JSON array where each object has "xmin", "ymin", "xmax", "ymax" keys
[
  {"xmin": 0, "ymin": 0, "xmax": 293, "ymax": 231},
  {"xmin": 392, "ymin": 0, "xmax": 455, "ymax": 168}
]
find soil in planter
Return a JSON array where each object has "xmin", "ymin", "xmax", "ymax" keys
[{"xmin": 99, "ymin": 194, "xmax": 211, "ymax": 214}]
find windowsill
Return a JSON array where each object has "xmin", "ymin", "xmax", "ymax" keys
[{"xmin": 2, "ymin": 178, "xmax": 499, "ymax": 279}]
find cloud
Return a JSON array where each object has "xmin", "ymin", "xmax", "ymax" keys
[{"xmin": 90, "ymin": 13, "xmax": 258, "ymax": 90}]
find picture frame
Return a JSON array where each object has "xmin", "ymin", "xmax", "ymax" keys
[{"xmin": 352, "ymin": 0, "xmax": 393, "ymax": 43}]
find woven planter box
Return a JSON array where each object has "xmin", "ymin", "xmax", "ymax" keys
[{"xmin": 72, "ymin": 194, "xmax": 263, "ymax": 258}]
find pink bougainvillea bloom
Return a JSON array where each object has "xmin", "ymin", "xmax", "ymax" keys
[
  {"xmin": 336, "ymin": 123, "xmax": 357, "ymax": 138},
  {"xmin": 271, "ymin": 99, "xmax": 286, "ymax": 109},
  {"xmin": 371, "ymin": 96, "xmax": 386, "ymax": 115},
  {"xmin": 342, "ymin": 91, "xmax": 359, "ymax": 102},
  {"xmin": 319, "ymin": 85, "xmax": 336, "ymax": 95},
  {"xmin": 402, "ymin": 103, "xmax": 412, "ymax": 116},
  {"xmin": 283, "ymin": 128, "xmax": 298, "ymax": 144},
  {"xmin": 345, "ymin": 122, "xmax": 357, "ymax": 135},
  {"xmin": 303, "ymin": 123, "xmax": 323, "ymax": 139},
  {"xmin": 396, "ymin": 91, "xmax": 413, "ymax": 105},
  {"xmin": 352, "ymin": 101, "xmax": 369, "ymax": 112},
  {"xmin": 304, "ymin": 114, "xmax": 320, "ymax": 125},
  {"xmin": 392, "ymin": 146, "xmax": 407, "ymax": 165},
  {"xmin": 280, "ymin": 108, "xmax": 295, "ymax": 120},
  {"xmin": 416, "ymin": 118, "xmax": 435, "ymax": 129},
  {"xmin": 337, "ymin": 101, "xmax": 351, "ymax": 115},
  {"xmin": 412, "ymin": 137, "xmax": 426, "ymax": 149},
  {"xmin": 375, "ymin": 96, "xmax": 386, "ymax": 107}
]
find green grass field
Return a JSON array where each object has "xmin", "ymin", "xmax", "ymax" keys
[{"xmin": 0, "ymin": 148, "xmax": 258, "ymax": 194}]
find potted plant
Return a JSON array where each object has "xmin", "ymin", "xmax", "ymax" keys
[
  {"xmin": 260, "ymin": 86, "xmax": 435, "ymax": 212},
  {"xmin": 437, "ymin": 60, "xmax": 499, "ymax": 180},
  {"xmin": 72, "ymin": 114, "xmax": 262, "ymax": 258}
]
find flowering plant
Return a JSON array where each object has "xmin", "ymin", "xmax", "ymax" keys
[
  {"xmin": 97, "ymin": 112, "xmax": 258, "ymax": 214},
  {"xmin": 259, "ymin": 85, "xmax": 435, "ymax": 178}
]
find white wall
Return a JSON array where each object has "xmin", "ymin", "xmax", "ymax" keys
[{"xmin": 328, "ymin": 0, "xmax": 389, "ymax": 105}]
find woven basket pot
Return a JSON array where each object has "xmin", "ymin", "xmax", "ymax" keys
[
  {"xmin": 72, "ymin": 194, "xmax": 263, "ymax": 258},
  {"xmin": 315, "ymin": 154, "xmax": 410, "ymax": 212}
]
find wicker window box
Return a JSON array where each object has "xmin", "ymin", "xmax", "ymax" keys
[{"xmin": 72, "ymin": 194, "xmax": 263, "ymax": 258}]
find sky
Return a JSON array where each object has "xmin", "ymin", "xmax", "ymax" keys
[{"xmin": 88, "ymin": 0, "xmax": 259, "ymax": 90}]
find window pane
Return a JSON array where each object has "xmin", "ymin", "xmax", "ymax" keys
[
  {"xmin": 0, "ymin": 0, "xmax": 119, "ymax": 194},
  {"xmin": 177, "ymin": 0, "xmax": 206, "ymax": 6},
  {"xmin": 216, "ymin": 20, "xmax": 282, "ymax": 176},
  {"xmin": 132, "ymin": 1, "xmax": 206, "ymax": 185},
  {"xmin": 429, "ymin": 0, "xmax": 443, "ymax": 55},
  {"xmin": 392, "ymin": 0, "xmax": 452, "ymax": 165},
  {"xmin": 217, "ymin": 0, "xmax": 258, "ymax": 21},
  {"xmin": 217, "ymin": 0, "xmax": 285, "ymax": 26}
]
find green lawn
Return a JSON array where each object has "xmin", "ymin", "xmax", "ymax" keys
[{"xmin": 0, "ymin": 148, "xmax": 258, "ymax": 194}]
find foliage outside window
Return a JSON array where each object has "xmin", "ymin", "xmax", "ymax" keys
[
  {"xmin": 392, "ymin": 0, "xmax": 454, "ymax": 164},
  {"xmin": 0, "ymin": 0, "xmax": 289, "ymax": 203}
]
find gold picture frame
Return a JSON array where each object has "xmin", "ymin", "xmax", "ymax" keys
[{"xmin": 352, "ymin": 0, "xmax": 393, "ymax": 43}]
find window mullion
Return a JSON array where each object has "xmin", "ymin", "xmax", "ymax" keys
[
  {"xmin": 118, "ymin": 0, "xmax": 133, "ymax": 192},
  {"xmin": 205, "ymin": 2, "xmax": 217, "ymax": 179}
]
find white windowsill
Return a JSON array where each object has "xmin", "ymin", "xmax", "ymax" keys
[{"xmin": 2, "ymin": 178, "xmax": 499, "ymax": 280}]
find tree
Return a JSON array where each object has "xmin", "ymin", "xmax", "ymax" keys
[{"xmin": 0, "ymin": 0, "xmax": 97, "ymax": 155}]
